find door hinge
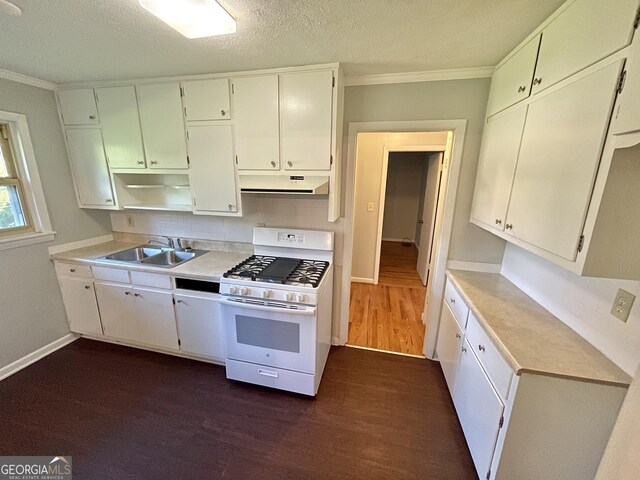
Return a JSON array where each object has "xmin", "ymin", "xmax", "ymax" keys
[
  {"xmin": 235, "ymin": 155, "xmax": 238, "ymax": 165},
  {"xmin": 617, "ymin": 69, "xmax": 627, "ymax": 94},
  {"xmin": 330, "ymin": 154, "xmax": 333, "ymax": 166},
  {"xmin": 180, "ymin": 86, "xmax": 184, "ymax": 97},
  {"xmin": 577, "ymin": 234, "xmax": 585, "ymax": 253},
  {"xmin": 486, "ymin": 470, "xmax": 491, "ymax": 480},
  {"xmin": 186, "ymin": 130, "xmax": 190, "ymax": 140},
  {"xmin": 193, "ymin": 197, "xmax": 197, "ymax": 206},
  {"xmin": 186, "ymin": 155, "xmax": 190, "ymax": 166},
  {"xmin": 178, "ymin": 339, "xmax": 181, "ymax": 347},
  {"xmin": 332, "ymin": 76, "xmax": 335, "ymax": 88},
  {"xmin": 231, "ymin": 83, "xmax": 235, "ymax": 94},
  {"xmin": 498, "ymin": 415, "xmax": 504, "ymax": 429},
  {"xmin": 172, "ymin": 297, "xmax": 176, "ymax": 305},
  {"xmin": 634, "ymin": 7, "xmax": 640, "ymax": 29}
]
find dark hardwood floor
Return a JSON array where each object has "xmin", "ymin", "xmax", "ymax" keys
[{"xmin": 0, "ymin": 339, "xmax": 475, "ymax": 479}]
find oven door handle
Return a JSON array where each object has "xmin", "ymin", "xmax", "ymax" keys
[{"xmin": 219, "ymin": 298, "xmax": 317, "ymax": 316}]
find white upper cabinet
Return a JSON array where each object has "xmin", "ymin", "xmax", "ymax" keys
[
  {"xmin": 613, "ymin": 33, "xmax": 640, "ymax": 136},
  {"xmin": 181, "ymin": 78, "xmax": 231, "ymax": 121},
  {"xmin": 137, "ymin": 83, "xmax": 188, "ymax": 169},
  {"xmin": 486, "ymin": 35, "xmax": 540, "ymax": 117},
  {"xmin": 280, "ymin": 70, "xmax": 334, "ymax": 171},
  {"xmin": 505, "ymin": 61, "xmax": 622, "ymax": 261},
  {"xmin": 471, "ymin": 105, "xmax": 527, "ymax": 231},
  {"xmin": 232, "ymin": 75, "xmax": 280, "ymax": 170},
  {"xmin": 532, "ymin": 0, "xmax": 639, "ymax": 94},
  {"xmin": 65, "ymin": 128, "xmax": 115, "ymax": 207},
  {"xmin": 187, "ymin": 125, "xmax": 240, "ymax": 214},
  {"xmin": 95, "ymin": 86, "xmax": 146, "ymax": 169},
  {"xmin": 58, "ymin": 89, "xmax": 99, "ymax": 126}
]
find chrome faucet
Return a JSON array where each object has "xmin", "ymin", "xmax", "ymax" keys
[{"xmin": 148, "ymin": 236, "xmax": 175, "ymax": 249}]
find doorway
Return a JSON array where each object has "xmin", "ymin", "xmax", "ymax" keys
[{"xmin": 347, "ymin": 132, "xmax": 448, "ymax": 356}]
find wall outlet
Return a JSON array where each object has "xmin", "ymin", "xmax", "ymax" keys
[
  {"xmin": 126, "ymin": 215, "xmax": 135, "ymax": 227},
  {"xmin": 610, "ymin": 289, "xmax": 635, "ymax": 323},
  {"xmin": 367, "ymin": 202, "xmax": 374, "ymax": 212}
]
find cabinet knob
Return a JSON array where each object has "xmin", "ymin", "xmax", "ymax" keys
[
  {"xmin": 450, "ymin": 298, "xmax": 455, "ymax": 304},
  {"xmin": 89, "ymin": 115, "xmax": 96, "ymax": 120},
  {"xmin": 106, "ymin": 199, "xmax": 113, "ymax": 203},
  {"xmin": 221, "ymin": 109, "xmax": 226, "ymax": 116},
  {"xmin": 495, "ymin": 219, "xmax": 502, "ymax": 225},
  {"xmin": 134, "ymin": 293, "xmax": 141, "ymax": 297},
  {"xmin": 137, "ymin": 161, "xmax": 145, "ymax": 165},
  {"xmin": 517, "ymin": 85, "xmax": 526, "ymax": 93},
  {"xmin": 478, "ymin": 344, "xmax": 486, "ymax": 352},
  {"xmin": 150, "ymin": 161, "xmax": 158, "ymax": 165},
  {"xmin": 228, "ymin": 204, "xmax": 234, "ymax": 211},
  {"xmin": 125, "ymin": 291, "xmax": 131, "ymax": 296},
  {"xmin": 271, "ymin": 161, "xmax": 277, "ymax": 168},
  {"xmin": 533, "ymin": 78, "xmax": 543, "ymax": 86},
  {"xmin": 461, "ymin": 346, "xmax": 467, "ymax": 353},
  {"xmin": 84, "ymin": 285, "xmax": 91, "ymax": 290},
  {"xmin": 287, "ymin": 161, "xmax": 293, "ymax": 167},
  {"xmin": 70, "ymin": 268, "xmax": 76, "ymax": 272},
  {"xmin": 176, "ymin": 299, "xmax": 184, "ymax": 304},
  {"xmin": 455, "ymin": 333, "xmax": 461, "ymax": 339},
  {"xmin": 505, "ymin": 223, "xmax": 513, "ymax": 230}
]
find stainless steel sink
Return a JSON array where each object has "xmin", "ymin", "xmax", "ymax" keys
[
  {"xmin": 104, "ymin": 247, "xmax": 163, "ymax": 262},
  {"xmin": 98, "ymin": 246, "xmax": 207, "ymax": 268}
]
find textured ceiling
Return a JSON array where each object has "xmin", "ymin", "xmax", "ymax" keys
[{"xmin": 0, "ymin": 0, "xmax": 565, "ymax": 83}]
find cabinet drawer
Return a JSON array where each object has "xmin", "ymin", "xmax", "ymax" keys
[
  {"xmin": 466, "ymin": 312, "xmax": 513, "ymax": 400},
  {"xmin": 225, "ymin": 359, "xmax": 316, "ymax": 396},
  {"xmin": 130, "ymin": 271, "xmax": 172, "ymax": 289},
  {"xmin": 55, "ymin": 262, "xmax": 92, "ymax": 279},
  {"xmin": 92, "ymin": 266, "xmax": 130, "ymax": 283},
  {"xmin": 444, "ymin": 279, "xmax": 469, "ymax": 329}
]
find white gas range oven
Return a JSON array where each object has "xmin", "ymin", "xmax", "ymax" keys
[{"xmin": 219, "ymin": 227, "xmax": 334, "ymax": 396}]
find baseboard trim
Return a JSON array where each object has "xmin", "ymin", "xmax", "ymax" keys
[
  {"xmin": 48, "ymin": 234, "xmax": 114, "ymax": 256},
  {"xmin": 351, "ymin": 277, "xmax": 374, "ymax": 284},
  {"xmin": 331, "ymin": 336, "xmax": 343, "ymax": 346},
  {"xmin": 446, "ymin": 261, "xmax": 502, "ymax": 273},
  {"xmin": 345, "ymin": 344, "xmax": 425, "ymax": 359},
  {"xmin": 0, "ymin": 333, "xmax": 79, "ymax": 381},
  {"xmin": 381, "ymin": 237, "xmax": 414, "ymax": 243}
]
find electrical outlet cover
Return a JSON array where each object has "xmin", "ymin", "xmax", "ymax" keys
[{"xmin": 610, "ymin": 288, "xmax": 636, "ymax": 323}]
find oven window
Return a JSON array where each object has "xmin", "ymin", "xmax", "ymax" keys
[{"xmin": 235, "ymin": 315, "xmax": 300, "ymax": 353}]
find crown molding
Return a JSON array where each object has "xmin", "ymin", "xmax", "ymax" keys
[
  {"xmin": 0, "ymin": 68, "xmax": 57, "ymax": 91},
  {"xmin": 345, "ymin": 66, "xmax": 495, "ymax": 87}
]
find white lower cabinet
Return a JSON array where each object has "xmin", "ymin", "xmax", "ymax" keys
[
  {"xmin": 58, "ymin": 276, "xmax": 103, "ymax": 335},
  {"xmin": 94, "ymin": 282, "xmax": 139, "ymax": 343},
  {"xmin": 174, "ymin": 293, "xmax": 224, "ymax": 359},
  {"xmin": 134, "ymin": 287, "xmax": 179, "ymax": 350},
  {"xmin": 435, "ymin": 303, "xmax": 464, "ymax": 396},
  {"xmin": 453, "ymin": 340, "xmax": 505, "ymax": 480}
]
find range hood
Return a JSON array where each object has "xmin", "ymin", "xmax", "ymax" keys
[{"xmin": 239, "ymin": 175, "xmax": 329, "ymax": 195}]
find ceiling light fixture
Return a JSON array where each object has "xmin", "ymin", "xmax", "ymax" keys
[
  {"xmin": 0, "ymin": 0, "xmax": 22, "ymax": 17},
  {"xmin": 139, "ymin": 0, "xmax": 236, "ymax": 39}
]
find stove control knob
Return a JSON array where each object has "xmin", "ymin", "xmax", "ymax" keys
[
  {"xmin": 284, "ymin": 292, "xmax": 293, "ymax": 302},
  {"xmin": 239, "ymin": 287, "xmax": 249, "ymax": 296},
  {"xmin": 229, "ymin": 286, "xmax": 238, "ymax": 295},
  {"xmin": 262, "ymin": 290, "xmax": 271, "ymax": 299},
  {"xmin": 296, "ymin": 293, "xmax": 306, "ymax": 303}
]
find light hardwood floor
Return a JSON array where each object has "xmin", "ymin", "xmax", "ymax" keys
[{"xmin": 348, "ymin": 241, "xmax": 427, "ymax": 356}]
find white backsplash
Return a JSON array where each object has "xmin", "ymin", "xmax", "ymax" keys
[{"xmin": 110, "ymin": 195, "xmax": 345, "ymax": 264}]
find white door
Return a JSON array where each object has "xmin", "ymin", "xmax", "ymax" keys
[
  {"xmin": 416, "ymin": 153, "xmax": 442, "ymax": 285},
  {"xmin": 532, "ymin": 0, "xmax": 638, "ymax": 94},
  {"xmin": 182, "ymin": 79, "xmax": 230, "ymax": 121},
  {"xmin": 453, "ymin": 340, "xmax": 505, "ymax": 480},
  {"xmin": 175, "ymin": 293, "xmax": 225, "ymax": 359},
  {"xmin": 506, "ymin": 60, "xmax": 622, "ymax": 261},
  {"xmin": 137, "ymin": 83, "xmax": 188, "ymax": 169},
  {"xmin": 134, "ymin": 287, "xmax": 179, "ymax": 350},
  {"xmin": 58, "ymin": 277, "xmax": 103, "ymax": 335},
  {"xmin": 58, "ymin": 89, "xmax": 99, "ymax": 126},
  {"xmin": 187, "ymin": 125, "xmax": 239, "ymax": 214},
  {"xmin": 486, "ymin": 34, "xmax": 540, "ymax": 116},
  {"xmin": 280, "ymin": 70, "xmax": 333, "ymax": 171},
  {"xmin": 95, "ymin": 86, "xmax": 146, "ymax": 169},
  {"xmin": 65, "ymin": 129, "xmax": 115, "ymax": 207},
  {"xmin": 94, "ymin": 282, "xmax": 139, "ymax": 342},
  {"xmin": 232, "ymin": 75, "xmax": 280, "ymax": 170},
  {"xmin": 470, "ymin": 104, "xmax": 528, "ymax": 231},
  {"xmin": 435, "ymin": 303, "xmax": 464, "ymax": 396}
]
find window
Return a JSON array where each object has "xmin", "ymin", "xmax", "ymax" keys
[
  {"xmin": 0, "ymin": 123, "xmax": 32, "ymax": 235},
  {"xmin": 0, "ymin": 110, "xmax": 54, "ymax": 250}
]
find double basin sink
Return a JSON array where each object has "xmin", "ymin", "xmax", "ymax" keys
[{"xmin": 98, "ymin": 246, "xmax": 207, "ymax": 268}]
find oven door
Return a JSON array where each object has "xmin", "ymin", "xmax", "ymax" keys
[{"xmin": 220, "ymin": 298, "xmax": 318, "ymax": 374}]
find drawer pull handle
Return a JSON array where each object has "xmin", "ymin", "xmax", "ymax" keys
[
  {"xmin": 478, "ymin": 345, "xmax": 486, "ymax": 352},
  {"xmin": 455, "ymin": 333, "xmax": 461, "ymax": 339},
  {"xmin": 258, "ymin": 369, "xmax": 279, "ymax": 378}
]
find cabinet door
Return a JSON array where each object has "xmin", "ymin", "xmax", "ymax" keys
[
  {"xmin": 134, "ymin": 287, "xmax": 179, "ymax": 350},
  {"xmin": 506, "ymin": 60, "xmax": 622, "ymax": 261},
  {"xmin": 182, "ymin": 79, "xmax": 230, "ymax": 121},
  {"xmin": 94, "ymin": 283, "xmax": 139, "ymax": 342},
  {"xmin": 65, "ymin": 129, "xmax": 115, "ymax": 207},
  {"xmin": 280, "ymin": 70, "xmax": 333, "ymax": 171},
  {"xmin": 58, "ymin": 277, "xmax": 103, "ymax": 335},
  {"xmin": 187, "ymin": 125, "xmax": 239, "ymax": 214},
  {"xmin": 232, "ymin": 75, "xmax": 280, "ymax": 170},
  {"xmin": 175, "ymin": 294, "xmax": 225, "ymax": 359},
  {"xmin": 58, "ymin": 89, "xmax": 99, "ymax": 126},
  {"xmin": 95, "ymin": 86, "xmax": 146, "ymax": 169},
  {"xmin": 486, "ymin": 34, "xmax": 540, "ymax": 116},
  {"xmin": 613, "ymin": 34, "xmax": 640, "ymax": 136},
  {"xmin": 471, "ymin": 105, "xmax": 527, "ymax": 231},
  {"xmin": 532, "ymin": 0, "xmax": 638, "ymax": 94},
  {"xmin": 453, "ymin": 341, "xmax": 505, "ymax": 480},
  {"xmin": 436, "ymin": 303, "xmax": 464, "ymax": 397},
  {"xmin": 137, "ymin": 83, "xmax": 188, "ymax": 169}
]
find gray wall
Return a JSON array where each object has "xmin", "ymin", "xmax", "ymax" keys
[
  {"xmin": 0, "ymin": 78, "xmax": 111, "ymax": 369},
  {"xmin": 343, "ymin": 78, "xmax": 506, "ymax": 264}
]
